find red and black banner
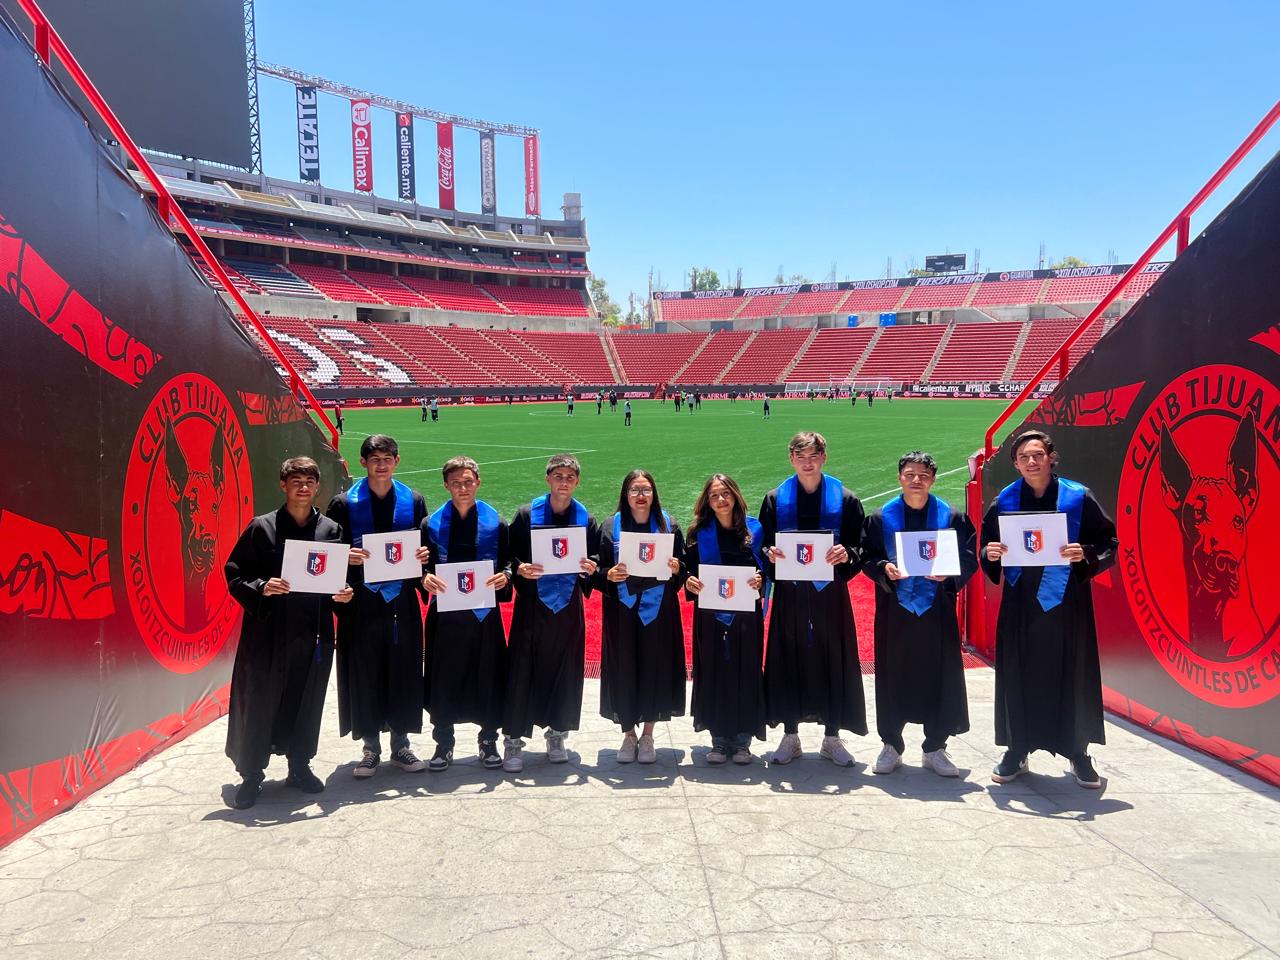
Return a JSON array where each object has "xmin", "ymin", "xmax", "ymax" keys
[
  {"xmin": 0, "ymin": 15, "xmax": 346, "ymax": 845},
  {"xmin": 524, "ymin": 134, "xmax": 540, "ymax": 217},
  {"xmin": 295, "ymin": 85, "xmax": 320, "ymax": 183},
  {"xmin": 436, "ymin": 121, "xmax": 455, "ymax": 210},
  {"xmin": 396, "ymin": 112, "xmax": 415, "ymax": 202},
  {"xmin": 351, "ymin": 98, "xmax": 372, "ymax": 193},
  {"xmin": 479, "ymin": 130, "xmax": 496, "ymax": 215},
  {"xmin": 983, "ymin": 150, "xmax": 1280, "ymax": 786}
]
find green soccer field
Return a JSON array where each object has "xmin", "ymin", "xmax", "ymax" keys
[{"xmin": 322, "ymin": 398, "xmax": 1035, "ymax": 521}]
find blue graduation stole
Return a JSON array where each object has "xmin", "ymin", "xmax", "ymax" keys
[
  {"xmin": 531, "ymin": 494, "xmax": 589, "ymax": 613},
  {"xmin": 775, "ymin": 474, "xmax": 844, "ymax": 591},
  {"xmin": 996, "ymin": 476, "xmax": 1085, "ymax": 612},
  {"xmin": 698, "ymin": 516, "xmax": 767, "ymax": 626},
  {"xmin": 428, "ymin": 499, "xmax": 500, "ymax": 621},
  {"xmin": 881, "ymin": 494, "xmax": 951, "ymax": 616},
  {"xmin": 348, "ymin": 477, "xmax": 416, "ymax": 602},
  {"xmin": 612, "ymin": 510, "xmax": 670, "ymax": 626}
]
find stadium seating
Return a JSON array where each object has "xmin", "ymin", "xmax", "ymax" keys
[
  {"xmin": 484, "ymin": 329, "xmax": 573, "ymax": 382},
  {"xmin": 431, "ymin": 326, "xmax": 546, "ymax": 384},
  {"xmin": 378, "ymin": 325, "xmax": 500, "ymax": 385},
  {"xmin": 928, "ymin": 321, "xmax": 1025, "ymax": 381},
  {"xmin": 514, "ymin": 331, "xmax": 614, "ymax": 382},
  {"xmin": 971, "ymin": 278, "xmax": 1044, "ymax": 307},
  {"xmin": 1044, "ymin": 274, "xmax": 1119, "ymax": 303},
  {"xmin": 721, "ymin": 329, "xmax": 812, "ymax": 383},
  {"xmin": 781, "ymin": 289, "xmax": 848, "ymax": 316},
  {"xmin": 260, "ymin": 317, "xmax": 384, "ymax": 388},
  {"xmin": 841, "ymin": 286, "xmax": 907, "ymax": 313},
  {"xmin": 856, "ymin": 324, "xmax": 947, "ymax": 381},
  {"xmin": 398, "ymin": 276, "xmax": 508, "ymax": 313},
  {"xmin": 676, "ymin": 330, "xmax": 752, "ymax": 383},
  {"xmin": 310, "ymin": 320, "xmax": 439, "ymax": 386},
  {"xmin": 187, "ymin": 248, "xmax": 261, "ymax": 297},
  {"xmin": 1120, "ymin": 270, "xmax": 1162, "ymax": 299},
  {"xmin": 481, "ymin": 284, "xmax": 590, "ymax": 317},
  {"xmin": 225, "ymin": 259, "xmax": 324, "ymax": 299},
  {"xmin": 734, "ymin": 293, "xmax": 794, "ymax": 319},
  {"xmin": 658, "ymin": 297, "xmax": 742, "ymax": 321},
  {"xmin": 901, "ymin": 281, "xmax": 978, "ymax": 310},
  {"xmin": 611, "ymin": 333, "xmax": 705, "ymax": 384},
  {"xmin": 1010, "ymin": 317, "xmax": 1108, "ymax": 380},
  {"xmin": 345, "ymin": 269, "xmax": 436, "ymax": 309},
  {"xmin": 286, "ymin": 263, "xmax": 383, "ymax": 305},
  {"xmin": 786, "ymin": 327, "xmax": 877, "ymax": 382}
]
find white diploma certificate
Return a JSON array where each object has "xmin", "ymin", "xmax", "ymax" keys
[
  {"xmin": 999, "ymin": 512, "xmax": 1070, "ymax": 567},
  {"xmin": 773, "ymin": 530, "xmax": 835, "ymax": 582},
  {"xmin": 281, "ymin": 539, "xmax": 350, "ymax": 594},
  {"xmin": 697, "ymin": 564, "xmax": 758, "ymax": 612},
  {"xmin": 618, "ymin": 531, "xmax": 675, "ymax": 580},
  {"xmin": 360, "ymin": 529, "xmax": 422, "ymax": 584},
  {"xmin": 894, "ymin": 528, "xmax": 961, "ymax": 578},
  {"xmin": 530, "ymin": 525, "xmax": 589, "ymax": 575},
  {"xmin": 434, "ymin": 560, "xmax": 497, "ymax": 612}
]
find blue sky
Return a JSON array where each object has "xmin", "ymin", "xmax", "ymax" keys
[{"xmin": 254, "ymin": 1, "xmax": 1280, "ymax": 305}]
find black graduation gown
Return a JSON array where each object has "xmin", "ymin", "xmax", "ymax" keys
[
  {"xmin": 224, "ymin": 507, "xmax": 340, "ymax": 776},
  {"xmin": 422, "ymin": 505, "xmax": 512, "ymax": 731},
  {"xmin": 503, "ymin": 502, "xmax": 603, "ymax": 737},
  {"xmin": 862, "ymin": 502, "xmax": 977, "ymax": 745},
  {"xmin": 758, "ymin": 482, "xmax": 867, "ymax": 734},
  {"xmin": 597, "ymin": 516, "xmax": 688, "ymax": 728},
  {"xmin": 685, "ymin": 523, "xmax": 767, "ymax": 740},
  {"xmin": 326, "ymin": 487, "xmax": 429, "ymax": 741},
  {"xmin": 981, "ymin": 476, "xmax": 1118, "ymax": 756}
]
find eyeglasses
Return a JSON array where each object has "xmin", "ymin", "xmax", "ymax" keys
[{"xmin": 627, "ymin": 487, "xmax": 653, "ymax": 498}]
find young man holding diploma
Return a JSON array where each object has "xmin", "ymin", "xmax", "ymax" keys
[
  {"xmin": 224, "ymin": 457, "xmax": 353, "ymax": 809},
  {"xmin": 326, "ymin": 435, "xmax": 431, "ymax": 779},
  {"xmin": 861, "ymin": 452, "xmax": 977, "ymax": 777},
  {"xmin": 503, "ymin": 454, "xmax": 603, "ymax": 771},
  {"xmin": 981, "ymin": 430, "xmax": 1118, "ymax": 788},
  {"xmin": 420, "ymin": 456, "xmax": 512, "ymax": 771},
  {"xmin": 759, "ymin": 432, "xmax": 867, "ymax": 767}
]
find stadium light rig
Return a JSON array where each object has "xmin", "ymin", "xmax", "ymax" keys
[{"xmin": 255, "ymin": 61, "xmax": 538, "ymax": 137}]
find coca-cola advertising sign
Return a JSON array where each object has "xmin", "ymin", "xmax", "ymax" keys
[
  {"xmin": 436, "ymin": 121, "xmax": 455, "ymax": 210},
  {"xmin": 351, "ymin": 98, "xmax": 372, "ymax": 192},
  {"xmin": 480, "ymin": 131, "xmax": 497, "ymax": 215},
  {"xmin": 524, "ymin": 134, "xmax": 540, "ymax": 217}
]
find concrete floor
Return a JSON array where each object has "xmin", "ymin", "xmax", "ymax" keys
[{"xmin": 1, "ymin": 668, "xmax": 1277, "ymax": 960}]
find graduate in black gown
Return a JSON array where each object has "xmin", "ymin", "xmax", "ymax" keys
[
  {"xmin": 981, "ymin": 430, "xmax": 1118, "ymax": 789},
  {"xmin": 224, "ymin": 457, "xmax": 354, "ymax": 809},
  {"xmin": 599, "ymin": 470, "xmax": 687, "ymax": 764},
  {"xmin": 325, "ymin": 435, "xmax": 431, "ymax": 779},
  {"xmin": 861, "ymin": 451, "xmax": 977, "ymax": 778},
  {"xmin": 420, "ymin": 456, "xmax": 512, "ymax": 772},
  {"xmin": 684, "ymin": 473, "xmax": 768, "ymax": 764},
  {"xmin": 503, "ymin": 453, "xmax": 603, "ymax": 771},
  {"xmin": 759, "ymin": 431, "xmax": 867, "ymax": 766}
]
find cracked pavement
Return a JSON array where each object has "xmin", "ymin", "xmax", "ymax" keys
[{"xmin": 1, "ymin": 668, "xmax": 1277, "ymax": 959}]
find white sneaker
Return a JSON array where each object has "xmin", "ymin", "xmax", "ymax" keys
[
  {"xmin": 502, "ymin": 737, "xmax": 524, "ymax": 773},
  {"xmin": 769, "ymin": 733, "xmax": 803, "ymax": 765},
  {"xmin": 545, "ymin": 731, "xmax": 569, "ymax": 764},
  {"xmin": 873, "ymin": 743, "xmax": 902, "ymax": 775},
  {"xmin": 636, "ymin": 734, "xmax": 657, "ymax": 764},
  {"xmin": 820, "ymin": 735, "xmax": 855, "ymax": 767},
  {"xmin": 923, "ymin": 749, "xmax": 960, "ymax": 777},
  {"xmin": 617, "ymin": 732, "xmax": 638, "ymax": 763}
]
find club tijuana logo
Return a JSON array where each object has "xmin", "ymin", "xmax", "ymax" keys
[
  {"xmin": 384, "ymin": 541, "xmax": 403, "ymax": 565},
  {"xmin": 796, "ymin": 543, "xmax": 814, "ymax": 565},
  {"xmin": 458, "ymin": 569, "xmax": 475, "ymax": 594},
  {"xmin": 918, "ymin": 539, "xmax": 937, "ymax": 561},
  {"xmin": 718, "ymin": 578, "xmax": 735, "ymax": 600},
  {"xmin": 1023, "ymin": 530, "xmax": 1044, "ymax": 553},
  {"xmin": 1117, "ymin": 363, "xmax": 1280, "ymax": 707},
  {"xmin": 551, "ymin": 537, "xmax": 569, "ymax": 559},
  {"xmin": 307, "ymin": 551, "xmax": 327, "ymax": 577},
  {"xmin": 638, "ymin": 541, "xmax": 656, "ymax": 563},
  {"xmin": 121, "ymin": 373, "xmax": 252, "ymax": 674}
]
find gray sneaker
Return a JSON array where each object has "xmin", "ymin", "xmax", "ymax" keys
[
  {"xmin": 873, "ymin": 743, "xmax": 902, "ymax": 775},
  {"xmin": 820, "ymin": 735, "xmax": 855, "ymax": 768},
  {"xmin": 769, "ymin": 733, "xmax": 803, "ymax": 765},
  {"xmin": 617, "ymin": 732, "xmax": 638, "ymax": 763},
  {"xmin": 545, "ymin": 731, "xmax": 569, "ymax": 764},
  {"xmin": 636, "ymin": 734, "xmax": 657, "ymax": 764},
  {"xmin": 502, "ymin": 737, "xmax": 524, "ymax": 773},
  {"xmin": 922, "ymin": 749, "xmax": 960, "ymax": 777}
]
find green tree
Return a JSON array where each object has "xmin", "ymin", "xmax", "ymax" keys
[
  {"xmin": 589, "ymin": 275, "xmax": 620, "ymax": 321},
  {"xmin": 787, "ymin": 274, "xmax": 811, "ymax": 285},
  {"xmin": 691, "ymin": 268, "xmax": 721, "ymax": 291},
  {"xmin": 1049, "ymin": 256, "xmax": 1089, "ymax": 269},
  {"xmin": 907, "ymin": 268, "xmax": 936, "ymax": 278}
]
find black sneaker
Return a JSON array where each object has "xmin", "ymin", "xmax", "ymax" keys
[
  {"xmin": 479, "ymin": 740, "xmax": 502, "ymax": 770},
  {"xmin": 991, "ymin": 751, "xmax": 1029, "ymax": 783},
  {"xmin": 285, "ymin": 763, "xmax": 325, "ymax": 794},
  {"xmin": 231, "ymin": 775, "xmax": 263, "ymax": 809},
  {"xmin": 391, "ymin": 748, "xmax": 427, "ymax": 772},
  {"xmin": 1071, "ymin": 753, "xmax": 1103, "ymax": 789},
  {"xmin": 426, "ymin": 746, "xmax": 452, "ymax": 772}
]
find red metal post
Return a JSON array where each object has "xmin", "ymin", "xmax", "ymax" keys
[
  {"xmin": 1176, "ymin": 215, "xmax": 1191, "ymax": 254},
  {"xmin": 33, "ymin": 20, "xmax": 48, "ymax": 63},
  {"xmin": 13, "ymin": 0, "xmax": 341, "ymax": 450}
]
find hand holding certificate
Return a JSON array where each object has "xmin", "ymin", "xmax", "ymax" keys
[
  {"xmin": 433, "ymin": 560, "xmax": 497, "ymax": 612},
  {"xmin": 998, "ymin": 512, "xmax": 1070, "ymax": 567},
  {"xmin": 530, "ymin": 526, "xmax": 589, "ymax": 575},
  {"xmin": 696, "ymin": 564, "xmax": 758, "ymax": 612},
  {"xmin": 281, "ymin": 540, "xmax": 350, "ymax": 594},
  {"xmin": 894, "ymin": 528, "xmax": 961, "ymax": 578},
  {"xmin": 773, "ymin": 531, "xmax": 835, "ymax": 582},
  {"xmin": 361, "ymin": 530, "xmax": 422, "ymax": 584},
  {"xmin": 618, "ymin": 531, "xmax": 675, "ymax": 580}
]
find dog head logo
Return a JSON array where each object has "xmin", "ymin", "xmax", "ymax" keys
[
  {"xmin": 638, "ymin": 541, "xmax": 656, "ymax": 563},
  {"xmin": 918, "ymin": 539, "xmax": 937, "ymax": 562},
  {"xmin": 385, "ymin": 541, "xmax": 403, "ymax": 565},
  {"xmin": 307, "ymin": 551, "xmax": 327, "ymax": 577},
  {"xmin": 458, "ymin": 569, "xmax": 475, "ymax": 594},
  {"xmin": 796, "ymin": 543, "xmax": 814, "ymax": 565},
  {"xmin": 1023, "ymin": 529, "xmax": 1043, "ymax": 554},
  {"xmin": 1117, "ymin": 363, "xmax": 1280, "ymax": 708},
  {"xmin": 718, "ymin": 578, "xmax": 735, "ymax": 600},
  {"xmin": 122, "ymin": 373, "xmax": 253, "ymax": 674},
  {"xmin": 551, "ymin": 537, "xmax": 569, "ymax": 559}
]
